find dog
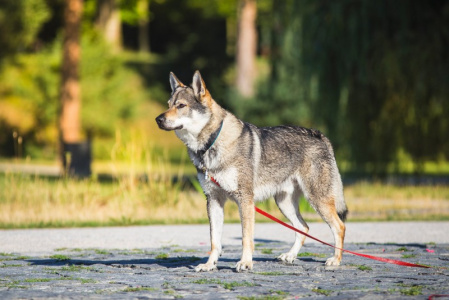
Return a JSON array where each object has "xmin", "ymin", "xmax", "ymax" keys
[{"xmin": 156, "ymin": 71, "xmax": 348, "ymax": 272}]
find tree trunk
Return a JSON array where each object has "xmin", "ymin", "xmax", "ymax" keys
[
  {"xmin": 60, "ymin": 0, "xmax": 91, "ymax": 177},
  {"xmin": 60, "ymin": 0, "xmax": 82, "ymax": 144},
  {"xmin": 96, "ymin": 0, "xmax": 122, "ymax": 51},
  {"xmin": 236, "ymin": 0, "xmax": 257, "ymax": 98}
]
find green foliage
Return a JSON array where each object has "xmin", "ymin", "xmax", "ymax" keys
[
  {"xmin": 120, "ymin": 0, "xmax": 149, "ymax": 25},
  {"xmin": 0, "ymin": 44, "xmax": 60, "ymax": 158},
  {"xmin": 80, "ymin": 31, "xmax": 147, "ymax": 136},
  {"xmin": 230, "ymin": 0, "xmax": 449, "ymax": 174},
  {"xmin": 1, "ymin": 0, "xmax": 448, "ymax": 174},
  {"xmin": 0, "ymin": 0, "xmax": 50, "ymax": 60},
  {"xmin": 0, "ymin": 31, "xmax": 147, "ymax": 158}
]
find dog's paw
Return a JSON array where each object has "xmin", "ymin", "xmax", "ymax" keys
[
  {"xmin": 325, "ymin": 256, "xmax": 341, "ymax": 266},
  {"xmin": 235, "ymin": 260, "xmax": 253, "ymax": 272},
  {"xmin": 194, "ymin": 262, "xmax": 217, "ymax": 272},
  {"xmin": 277, "ymin": 252, "xmax": 296, "ymax": 264}
]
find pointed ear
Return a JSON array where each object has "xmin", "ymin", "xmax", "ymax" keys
[
  {"xmin": 169, "ymin": 72, "xmax": 185, "ymax": 92},
  {"xmin": 192, "ymin": 70, "xmax": 206, "ymax": 98}
]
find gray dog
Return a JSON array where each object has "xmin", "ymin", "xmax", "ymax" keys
[{"xmin": 156, "ymin": 71, "xmax": 348, "ymax": 272}]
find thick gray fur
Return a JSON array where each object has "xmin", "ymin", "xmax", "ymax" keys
[{"xmin": 156, "ymin": 71, "xmax": 348, "ymax": 272}]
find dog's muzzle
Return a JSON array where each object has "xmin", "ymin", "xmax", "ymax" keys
[
  {"xmin": 155, "ymin": 114, "xmax": 169, "ymax": 130},
  {"xmin": 155, "ymin": 114, "xmax": 165, "ymax": 127},
  {"xmin": 155, "ymin": 114, "xmax": 182, "ymax": 131}
]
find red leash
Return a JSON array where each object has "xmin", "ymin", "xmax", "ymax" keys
[
  {"xmin": 254, "ymin": 206, "xmax": 430, "ymax": 268},
  {"xmin": 209, "ymin": 175, "xmax": 430, "ymax": 268}
]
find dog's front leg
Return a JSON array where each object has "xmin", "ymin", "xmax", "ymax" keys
[
  {"xmin": 195, "ymin": 194, "xmax": 225, "ymax": 272},
  {"xmin": 236, "ymin": 198, "xmax": 255, "ymax": 272}
]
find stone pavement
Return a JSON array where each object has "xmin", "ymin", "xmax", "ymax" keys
[{"xmin": 1, "ymin": 240, "xmax": 448, "ymax": 299}]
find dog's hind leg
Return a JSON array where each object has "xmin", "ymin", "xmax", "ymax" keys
[
  {"xmin": 313, "ymin": 196, "xmax": 346, "ymax": 266},
  {"xmin": 195, "ymin": 193, "xmax": 226, "ymax": 272},
  {"xmin": 275, "ymin": 188, "xmax": 309, "ymax": 264}
]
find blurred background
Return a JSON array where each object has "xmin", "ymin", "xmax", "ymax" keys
[{"xmin": 0, "ymin": 0, "xmax": 448, "ymax": 228}]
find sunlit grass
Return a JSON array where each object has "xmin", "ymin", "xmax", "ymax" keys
[
  {"xmin": 1, "ymin": 132, "xmax": 448, "ymax": 228},
  {"xmin": 344, "ymin": 182, "xmax": 449, "ymax": 221},
  {"xmin": 0, "ymin": 129, "xmax": 205, "ymax": 228},
  {"xmin": 1, "ymin": 169, "xmax": 448, "ymax": 228}
]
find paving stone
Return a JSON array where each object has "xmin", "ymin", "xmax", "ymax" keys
[{"xmin": 0, "ymin": 243, "xmax": 448, "ymax": 299}]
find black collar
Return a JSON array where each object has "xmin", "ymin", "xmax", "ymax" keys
[{"xmin": 197, "ymin": 120, "xmax": 224, "ymax": 157}]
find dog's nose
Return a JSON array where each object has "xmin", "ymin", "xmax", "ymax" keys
[{"xmin": 155, "ymin": 114, "xmax": 164, "ymax": 126}]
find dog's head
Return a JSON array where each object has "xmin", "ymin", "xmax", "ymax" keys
[{"xmin": 155, "ymin": 71, "xmax": 212, "ymax": 134}]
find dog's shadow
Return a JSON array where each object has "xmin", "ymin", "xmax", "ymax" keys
[
  {"xmin": 26, "ymin": 255, "xmax": 319, "ymax": 272},
  {"xmin": 25, "ymin": 256, "xmax": 269, "ymax": 269},
  {"xmin": 27, "ymin": 257, "xmax": 205, "ymax": 271}
]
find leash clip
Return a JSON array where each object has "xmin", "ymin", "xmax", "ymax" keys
[{"xmin": 201, "ymin": 167, "xmax": 210, "ymax": 181}]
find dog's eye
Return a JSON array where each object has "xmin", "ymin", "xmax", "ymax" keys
[{"xmin": 177, "ymin": 103, "xmax": 186, "ymax": 109}]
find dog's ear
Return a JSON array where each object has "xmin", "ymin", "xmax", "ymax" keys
[
  {"xmin": 192, "ymin": 70, "xmax": 206, "ymax": 99},
  {"xmin": 169, "ymin": 72, "xmax": 185, "ymax": 92}
]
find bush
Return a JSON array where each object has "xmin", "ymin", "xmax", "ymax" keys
[{"xmin": 0, "ymin": 31, "xmax": 148, "ymax": 159}]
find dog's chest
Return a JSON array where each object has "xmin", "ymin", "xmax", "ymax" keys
[
  {"xmin": 192, "ymin": 150, "xmax": 239, "ymax": 193},
  {"xmin": 209, "ymin": 167, "xmax": 239, "ymax": 192}
]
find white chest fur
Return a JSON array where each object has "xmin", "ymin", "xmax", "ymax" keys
[{"xmin": 210, "ymin": 167, "xmax": 239, "ymax": 192}]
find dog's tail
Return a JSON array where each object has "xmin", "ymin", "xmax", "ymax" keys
[
  {"xmin": 320, "ymin": 134, "xmax": 348, "ymax": 222},
  {"xmin": 337, "ymin": 201, "xmax": 349, "ymax": 222}
]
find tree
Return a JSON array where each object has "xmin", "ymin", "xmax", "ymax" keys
[
  {"xmin": 0, "ymin": 0, "xmax": 50, "ymax": 63},
  {"xmin": 235, "ymin": 0, "xmax": 449, "ymax": 173},
  {"xmin": 96, "ymin": 0, "xmax": 122, "ymax": 51},
  {"xmin": 60, "ymin": 0, "xmax": 90, "ymax": 177},
  {"xmin": 235, "ymin": 0, "xmax": 257, "ymax": 98}
]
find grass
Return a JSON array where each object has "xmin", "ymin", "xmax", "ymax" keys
[
  {"xmin": 49, "ymin": 254, "xmax": 71, "ymax": 261},
  {"xmin": 60, "ymin": 265, "xmax": 94, "ymax": 272},
  {"xmin": 397, "ymin": 284, "xmax": 423, "ymax": 296},
  {"xmin": 155, "ymin": 253, "xmax": 169, "ymax": 260},
  {"xmin": 256, "ymin": 271, "xmax": 285, "ymax": 276},
  {"xmin": 1, "ymin": 149, "xmax": 449, "ymax": 228},
  {"xmin": 192, "ymin": 278, "xmax": 223, "ymax": 285},
  {"xmin": 343, "ymin": 182, "xmax": 449, "ymax": 221},
  {"xmin": 192, "ymin": 279, "xmax": 257, "ymax": 290},
  {"xmin": 312, "ymin": 288, "xmax": 332, "ymax": 296},
  {"xmin": 357, "ymin": 265, "xmax": 373, "ymax": 271},
  {"xmin": 222, "ymin": 281, "xmax": 257, "ymax": 290},
  {"xmin": 396, "ymin": 247, "xmax": 410, "ymax": 252},
  {"xmin": 298, "ymin": 252, "xmax": 327, "ymax": 258},
  {"xmin": 24, "ymin": 278, "xmax": 52, "ymax": 283},
  {"xmin": 0, "ymin": 264, "xmax": 24, "ymax": 268}
]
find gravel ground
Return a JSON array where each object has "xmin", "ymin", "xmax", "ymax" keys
[{"xmin": 1, "ymin": 223, "xmax": 449, "ymax": 299}]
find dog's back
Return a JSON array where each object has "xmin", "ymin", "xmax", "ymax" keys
[{"xmin": 226, "ymin": 121, "xmax": 347, "ymax": 221}]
